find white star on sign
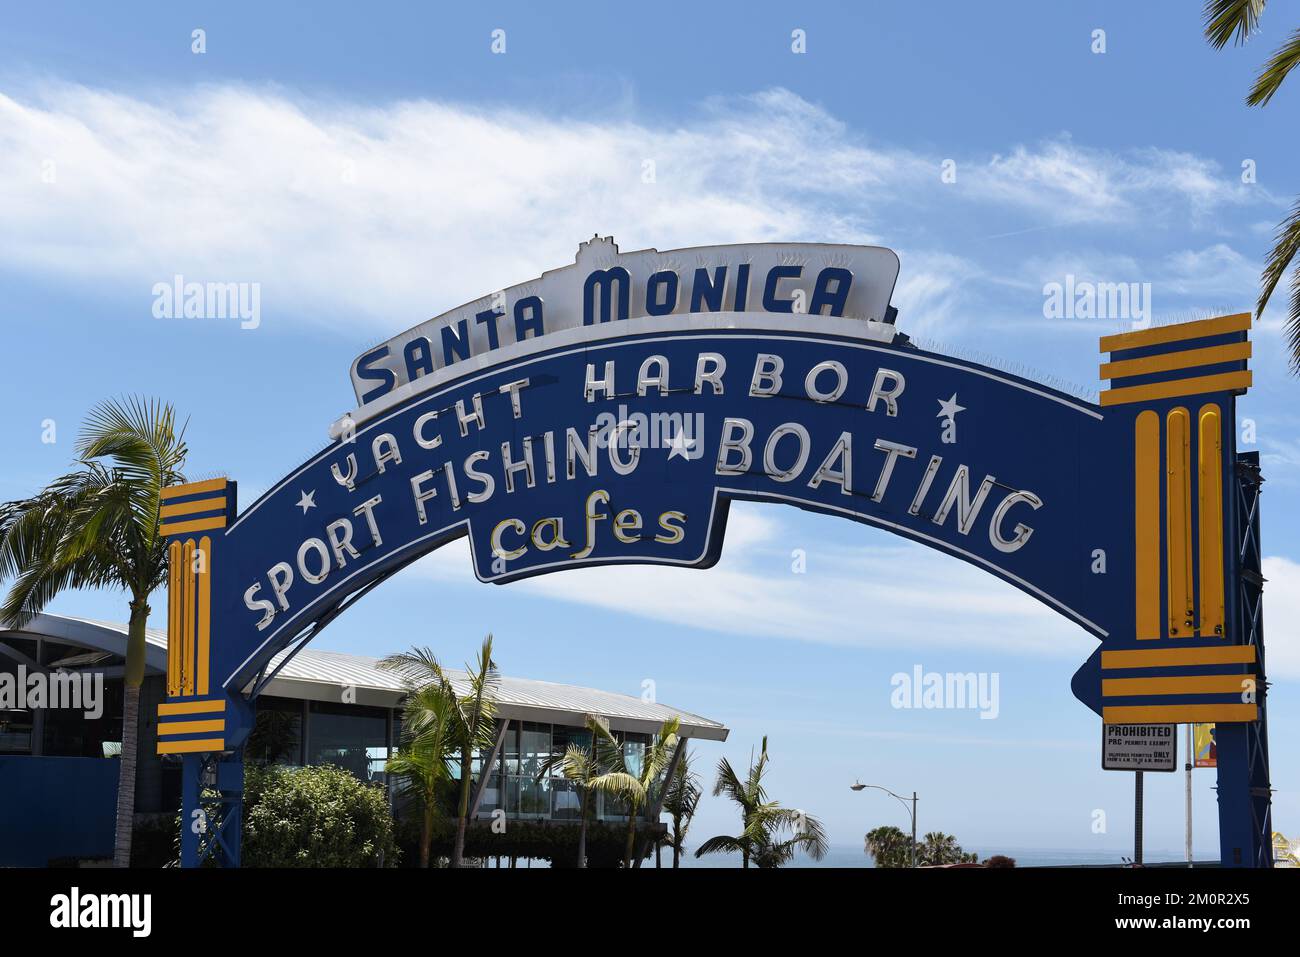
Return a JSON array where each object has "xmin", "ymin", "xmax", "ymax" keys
[
  {"xmin": 666, "ymin": 430, "xmax": 697, "ymax": 461},
  {"xmin": 296, "ymin": 490, "xmax": 316, "ymax": 513},
  {"xmin": 936, "ymin": 394, "xmax": 966, "ymax": 420}
]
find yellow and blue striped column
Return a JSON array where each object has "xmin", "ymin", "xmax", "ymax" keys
[
  {"xmin": 1097, "ymin": 313, "xmax": 1257, "ymax": 724},
  {"xmin": 157, "ymin": 477, "xmax": 234, "ymax": 754}
]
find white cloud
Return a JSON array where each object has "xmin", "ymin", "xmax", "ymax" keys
[
  {"xmin": 416, "ymin": 502, "xmax": 1096, "ymax": 660},
  {"xmin": 413, "ymin": 503, "xmax": 1300, "ymax": 679},
  {"xmin": 1260, "ymin": 557, "xmax": 1300, "ymax": 680},
  {"xmin": 1259, "ymin": 435, "xmax": 1300, "ymax": 486},
  {"xmin": 966, "ymin": 140, "xmax": 1262, "ymax": 225},
  {"xmin": 0, "ymin": 82, "xmax": 1268, "ymax": 338},
  {"xmin": 886, "ymin": 250, "xmax": 983, "ymax": 339},
  {"xmin": 0, "ymin": 84, "xmax": 896, "ymax": 330}
]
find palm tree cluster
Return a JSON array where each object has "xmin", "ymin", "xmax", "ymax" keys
[
  {"xmin": 383, "ymin": 638, "xmax": 685, "ymax": 869},
  {"xmin": 0, "ymin": 397, "xmax": 188, "ymax": 868},
  {"xmin": 865, "ymin": 825, "xmax": 912, "ymax": 868},
  {"xmin": 539, "ymin": 713, "xmax": 681, "ymax": 868},
  {"xmin": 695, "ymin": 736, "xmax": 828, "ymax": 868},
  {"xmin": 866, "ymin": 825, "xmax": 986, "ymax": 867},
  {"xmin": 658, "ymin": 748, "xmax": 702, "ymax": 867},
  {"xmin": 380, "ymin": 636, "xmax": 500, "ymax": 868},
  {"xmin": 1202, "ymin": 1, "xmax": 1300, "ymax": 369}
]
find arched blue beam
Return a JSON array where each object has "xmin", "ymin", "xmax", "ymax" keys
[
  {"xmin": 156, "ymin": 310, "xmax": 1267, "ymax": 867},
  {"xmin": 215, "ymin": 313, "xmax": 1122, "ymax": 717}
]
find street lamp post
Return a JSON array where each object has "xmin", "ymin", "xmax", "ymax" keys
[{"xmin": 852, "ymin": 781, "xmax": 918, "ymax": 868}]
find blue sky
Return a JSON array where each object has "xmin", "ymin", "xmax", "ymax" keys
[{"xmin": 2, "ymin": 1, "xmax": 1298, "ymax": 862}]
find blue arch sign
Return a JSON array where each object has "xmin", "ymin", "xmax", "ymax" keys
[{"xmin": 155, "ymin": 238, "xmax": 1272, "ymax": 867}]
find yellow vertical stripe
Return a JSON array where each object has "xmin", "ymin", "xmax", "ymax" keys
[
  {"xmin": 1134, "ymin": 410, "xmax": 1161, "ymax": 640},
  {"xmin": 197, "ymin": 536, "xmax": 211, "ymax": 695},
  {"xmin": 1166, "ymin": 408, "xmax": 1194, "ymax": 637},
  {"xmin": 1197, "ymin": 404, "xmax": 1225, "ymax": 637},
  {"xmin": 167, "ymin": 541, "xmax": 180, "ymax": 696},
  {"xmin": 182, "ymin": 539, "xmax": 195, "ymax": 696}
]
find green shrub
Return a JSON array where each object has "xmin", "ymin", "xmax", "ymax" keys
[
  {"xmin": 391, "ymin": 814, "xmax": 655, "ymax": 868},
  {"xmin": 243, "ymin": 765, "xmax": 398, "ymax": 867}
]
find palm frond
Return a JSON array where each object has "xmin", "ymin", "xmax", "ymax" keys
[
  {"xmin": 1203, "ymin": 0, "xmax": 1267, "ymax": 49},
  {"xmin": 587, "ymin": 770, "xmax": 645, "ymax": 804},
  {"xmin": 76, "ymin": 397, "xmax": 187, "ymax": 549},
  {"xmin": 459, "ymin": 634, "xmax": 500, "ymax": 750},
  {"xmin": 0, "ymin": 478, "xmax": 129, "ymax": 626},
  {"xmin": 1247, "ymin": 28, "xmax": 1300, "ymax": 105},
  {"xmin": 711, "ymin": 756, "xmax": 748, "ymax": 805},
  {"xmin": 693, "ymin": 834, "xmax": 746, "ymax": 858},
  {"xmin": 744, "ymin": 736, "xmax": 771, "ymax": 806},
  {"xmin": 1290, "ymin": 256, "xmax": 1300, "ymax": 376},
  {"xmin": 1258, "ymin": 198, "xmax": 1300, "ymax": 371},
  {"xmin": 378, "ymin": 646, "xmax": 453, "ymax": 689},
  {"xmin": 641, "ymin": 717, "xmax": 680, "ymax": 784}
]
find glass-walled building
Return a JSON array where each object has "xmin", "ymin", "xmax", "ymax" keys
[
  {"xmin": 473, "ymin": 720, "xmax": 652, "ymax": 823},
  {"xmin": 0, "ymin": 613, "xmax": 729, "ymax": 865}
]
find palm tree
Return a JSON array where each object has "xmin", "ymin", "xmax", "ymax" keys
[
  {"xmin": 386, "ymin": 679, "xmax": 459, "ymax": 868},
  {"xmin": 587, "ymin": 716, "xmax": 680, "ymax": 868},
  {"xmin": 865, "ymin": 824, "xmax": 912, "ymax": 868},
  {"xmin": 1202, "ymin": 1, "xmax": 1300, "ymax": 368},
  {"xmin": 917, "ymin": 831, "xmax": 978, "ymax": 866},
  {"xmin": 0, "ymin": 397, "xmax": 187, "ymax": 868},
  {"xmin": 659, "ymin": 747, "xmax": 701, "ymax": 868},
  {"xmin": 694, "ymin": 736, "xmax": 828, "ymax": 868},
  {"xmin": 536, "ymin": 715, "xmax": 614, "ymax": 868},
  {"xmin": 380, "ymin": 635, "xmax": 499, "ymax": 868}
]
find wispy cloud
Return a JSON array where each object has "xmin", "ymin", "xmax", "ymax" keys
[
  {"xmin": 965, "ymin": 140, "xmax": 1266, "ymax": 226},
  {"xmin": 416, "ymin": 503, "xmax": 1097, "ymax": 660},
  {"xmin": 1260, "ymin": 557, "xmax": 1300, "ymax": 680},
  {"xmin": 414, "ymin": 502, "xmax": 1300, "ymax": 679},
  {"xmin": 0, "ymin": 82, "xmax": 1271, "ymax": 339}
]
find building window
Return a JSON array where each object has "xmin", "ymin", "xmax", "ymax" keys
[
  {"xmin": 549, "ymin": 725, "xmax": 593, "ymax": 821},
  {"xmin": 39, "ymin": 675, "xmax": 123, "ymax": 758},
  {"xmin": 0, "ymin": 709, "xmax": 33, "ymax": 754},
  {"xmin": 308, "ymin": 701, "xmax": 388, "ymax": 785},
  {"xmin": 471, "ymin": 722, "xmax": 503, "ymax": 816},
  {"xmin": 517, "ymin": 722, "xmax": 551, "ymax": 818},
  {"xmin": 246, "ymin": 696, "xmax": 302, "ymax": 766},
  {"xmin": 597, "ymin": 731, "xmax": 649, "ymax": 821}
]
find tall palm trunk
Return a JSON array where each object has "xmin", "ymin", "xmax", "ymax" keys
[
  {"xmin": 419, "ymin": 800, "xmax": 433, "ymax": 868},
  {"xmin": 451, "ymin": 743, "xmax": 471, "ymax": 867},
  {"xmin": 113, "ymin": 686, "xmax": 140, "ymax": 867},
  {"xmin": 622, "ymin": 801, "xmax": 638, "ymax": 868},
  {"xmin": 112, "ymin": 598, "xmax": 149, "ymax": 868},
  {"xmin": 576, "ymin": 789, "xmax": 589, "ymax": 868}
]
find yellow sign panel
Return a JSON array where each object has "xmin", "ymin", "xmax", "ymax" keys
[{"xmin": 1193, "ymin": 723, "xmax": 1216, "ymax": 768}]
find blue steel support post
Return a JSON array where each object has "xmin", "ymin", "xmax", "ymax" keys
[
  {"xmin": 1215, "ymin": 452, "xmax": 1272, "ymax": 867},
  {"xmin": 216, "ymin": 754, "xmax": 244, "ymax": 866},
  {"xmin": 179, "ymin": 748, "xmax": 246, "ymax": 867},
  {"xmin": 180, "ymin": 753, "xmax": 202, "ymax": 867}
]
